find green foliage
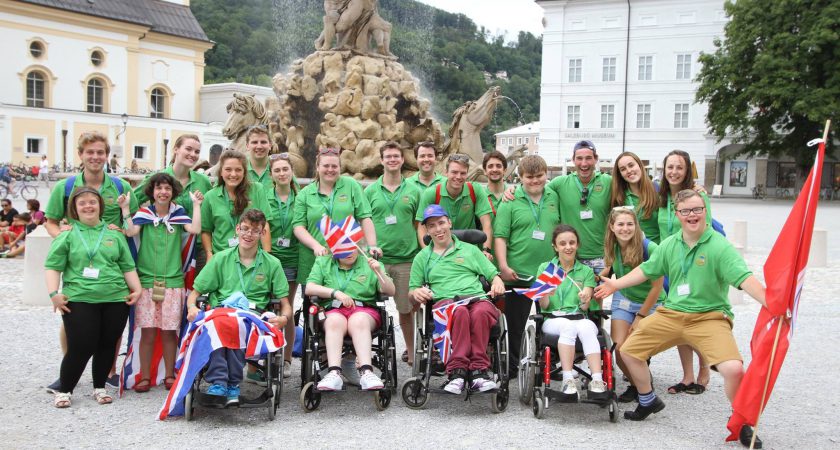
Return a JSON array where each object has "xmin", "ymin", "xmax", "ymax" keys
[
  {"xmin": 695, "ymin": 0, "xmax": 838, "ymax": 173},
  {"xmin": 192, "ymin": 0, "xmax": 542, "ymax": 149}
]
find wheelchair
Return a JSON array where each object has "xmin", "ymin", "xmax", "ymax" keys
[
  {"xmin": 517, "ymin": 307, "xmax": 618, "ymax": 422},
  {"xmin": 298, "ymin": 294, "xmax": 398, "ymax": 411},
  {"xmin": 400, "ymin": 229, "xmax": 510, "ymax": 413},
  {"xmin": 183, "ymin": 296, "xmax": 285, "ymax": 421}
]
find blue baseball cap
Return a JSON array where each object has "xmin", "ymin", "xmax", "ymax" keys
[{"xmin": 421, "ymin": 204, "xmax": 448, "ymax": 224}]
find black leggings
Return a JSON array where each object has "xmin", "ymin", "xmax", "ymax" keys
[
  {"xmin": 60, "ymin": 301, "xmax": 129, "ymax": 393},
  {"xmin": 503, "ymin": 289, "xmax": 533, "ymax": 373}
]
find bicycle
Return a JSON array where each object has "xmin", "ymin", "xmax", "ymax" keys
[
  {"xmin": 752, "ymin": 184, "xmax": 766, "ymax": 199},
  {"xmin": 0, "ymin": 177, "xmax": 38, "ymax": 200}
]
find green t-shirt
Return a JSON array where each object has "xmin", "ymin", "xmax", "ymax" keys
[
  {"xmin": 406, "ymin": 172, "xmax": 444, "ymax": 190},
  {"xmin": 657, "ymin": 191, "xmax": 712, "ymax": 241},
  {"xmin": 415, "ymin": 180, "xmax": 493, "ymax": 230},
  {"xmin": 201, "ymin": 183, "xmax": 270, "ymax": 254},
  {"xmin": 623, "ymin": 190, "xmax": 660, "ymax": 244},
  {"xmin": 193, "ymin": 247, "xmax": 289, "ymax": 309},
  {"xmin": 248, "ymin": 160, "xmax": 274, "ymax": 192},
  {"xmin": 547, "ymin": 172, "xmax": 612, "ymax": 259},
  {"xmin": 485, "ymin": 184, "xmax": 508, "ymax": 222},
  {"xmin": 536, "ymin": 259, "xmax": 597, "ymax": 314},
  {"xmin": 45, "ymin": 171, "xmax": 137, "ymax": 227},
  {"xmin": 44, "ymin": 221, "xmax": 135, "ymax": 303},
  {"xmin": 291, "ymin": 176, "xmax": 372, "ymax": 283},
  {"xmin": 267, "ymin": 188, "xmax": 299, "ymax": 270},
  {"xmin": 364, "ymin": 176, "xmax": 422, "ymax": 264},
  {"xmin": 493, "ymin": 186, "xmax": 561, "ymax": 286},
  {"xmin": 640, "ymin": 227, "xmax": 751, "ymax": 318},
  {"xmin": 135, "ymin": 222, "xmax": 187, "ymax": 288},
  {"xmin": 610, "ymin": 241, "xmax": 665, "ymax": 304},
  {"xmin": 409, "ymin": 236, "xmax": 499, "ymax": 302},
  {"xmin": 307, "ymin": 254, "xmax": 387, "ymax": 306},
  {"xmin": 132, "ymin": 166, "xmax": 212, "ymax": 217}
]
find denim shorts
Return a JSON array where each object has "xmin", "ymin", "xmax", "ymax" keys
[
  {"xmin": 611, "ymin": 290, "xmax": 658, "ymax": 324},
  {"xmin": 283, "ymin": 267, "xmax": 298, "ymax": 283}
]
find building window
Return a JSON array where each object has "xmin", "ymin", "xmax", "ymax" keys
[
  {"xmin": 91, "ymin": 50, "xmax": 104, "ymax": 66},
  {"xmin": 133, "ymin": 145, "xmax": 148, "ymax": 161},
  {"xmin": 26, "ymin": 137, "xmax": 43, "ymax": 155},
  {"xmin": 602, "ymin": 57, "xmax": 616, "ymax": 82},
  {"xmin": 26, "ymin": 71, "xmax": 46, "ymax": 107},
  {"xmin": 638, "ymin": 56, "xmax": 653, "ymax": 81},
  {"xmin": 150, "ymin": 88, "xmax": 166, "ymax": 118},
  {"xmin": 674, "ymin": 103, "xmax": 689, "ymax": 128},
  {"xmin": 525, "ymin": 137, "xmax": 530, "ymax": 144},
  {"xmin": 636, "ymin": 104, "xmax": 651, "ymax": 128},
  {"xmin": 567, "ymin": 105, "xmax": 581, "ymax": 129},
  {"xmin": 601, "ymin": 104, "xmax": 615, "ymax": 128},
  {"xmin": 517, "ymin": 137, "xmax": 523, "ymax": 145},
  {"xmin": 29, "ymin": 41, "xmax": 44, "ymax": 58},
  {"xmin": 568, "ymin": 59, "xmax": 582, "ymax": 83},
  {"xmin": 87, "ymin": 78, "xmax": 104, "ymax": 113},
  {"xmin": 676, "ymin": 54, "xmax": 692, "ymax": 80},
  {"xmin": 535, "ymin": 137, "xmax": 539, "ymax": 144}
]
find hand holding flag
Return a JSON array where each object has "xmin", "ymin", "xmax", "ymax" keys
[{"xmin": 515, "ymin": 262, "xmax": 565, "ymax": 301}]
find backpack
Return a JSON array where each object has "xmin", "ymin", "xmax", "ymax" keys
[
  {"xmin": 434, "ymin": 182, "xmax": 495, "ymax": 228},
  {"xmin": 63, "ymin": 174, "xmax": 125, "ymax": 212}
]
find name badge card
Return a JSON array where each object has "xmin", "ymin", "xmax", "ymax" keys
[
  {"xmin": 532, "ymin": 230, "xmax": 546, "ymax": 240},
  {"xmin": 277, "ymin": 237, "xmax": 290, "ymax": 248},
  {"xmin": 83, "ymin": 267, "xmax": 100, "ymax": 279},
  {"xmin": 580, "ymin": 210, "xmax": 593, "ymax": 220},
  {"xmin": 677, "ymin": 284, "xmax": 691, "ymax": 296},
  {"xmin": 228, "ymin": 237, "xmax": 240, "ymax": 247},
  {"xmin": 385, "ymin": 215, "xmax": 398, "ymax": 225}
]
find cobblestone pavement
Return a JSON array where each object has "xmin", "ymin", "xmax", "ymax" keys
[{"xmin": 0, "ymin": 199, "xmax": 838, "ymax": 449}]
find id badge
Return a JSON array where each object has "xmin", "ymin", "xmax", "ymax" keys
[
  {"xmin": 82, "ymin": 266, "xmax": 100, "ymax": 279},
  {"xmin": 532, "ymin": 230, "xmax": 546, "ymax": 241},
  {"xmin": 677, "ymin": 284, "xmax": 691, "ymax": 296},
  {"xmin": 277, "ymin": 237, "xmax": 290, "ymax": 248},
  {"xmin": 248, "ymin": 301, "xmax": 257, "ymax": 310},
  {"xmin": 619, "ymin": 299, "xmax": 631, "ymax": 311},
  {"xmin": 385, "ymin": 215, "xmax": 398, "ymax": 225},
  {"xmin": 580, "ymin": 210, "xmax": 594, "ymax": 220},
  {"xmin": 228, "ymin": 237, "xmax": 239, "ymax": 247}
]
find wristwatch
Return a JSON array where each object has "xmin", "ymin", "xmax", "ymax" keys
[
  {"xmin": 483, "ymin": 246, "xmax": 492, "ymax": 253},
  {"xmin": 48, "ymin": 290, "xmax": 59, "ymax": 299}
]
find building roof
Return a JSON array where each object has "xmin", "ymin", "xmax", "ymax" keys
[
  {"xmin": 17, "ymin": 0, "xmax": 211, "ymax": 43},
  {"xmin": 495, "ymin": 121, "xmax": 540, "ymax": 136}
]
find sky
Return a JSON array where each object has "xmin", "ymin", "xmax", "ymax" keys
[{"xmin": 415, "ymin": 0, "xmax": 545, "ymax": 39}]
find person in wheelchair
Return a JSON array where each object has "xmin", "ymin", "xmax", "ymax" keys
[
  {"xmin": 186, "ymin": 209, "xmax": 291, "ymax": 406},
  {"xmin": 536, "ymin": 224, "xmax": 605, "ymax": 400},
  {"xmin": 304, "ymin": 247, "xmax": 395, "ymax": 392},
  {"xmin": 409, "ymin": 204, "xmax": 506, "ymax": 395}
]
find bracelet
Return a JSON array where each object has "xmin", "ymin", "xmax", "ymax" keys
[
  {"xmin": 330, "ymin": 289, "xmax": 337, "ymax": 299},
  {"xmin": 636, "ymin": 313, "xmax": 648, "ymax": 318},
  {"xmin": 483, "ymin": 247, "xmax": 492, "ymax": 252},
  {"xmin": 48, "ymin": 290, "xmax": 59, "ymax": 299}
]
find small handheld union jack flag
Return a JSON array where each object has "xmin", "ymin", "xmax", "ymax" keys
[
  {"xmin": 432, "ymin": 298, "xmax": 470, "ymax": 364},
  {"xmin": 319, "ymin": 215, "xmax": 364, "ymax": 259},
  {"xmin": 514, "ymin": 262, "xmax": 565, "ymax": 301}
]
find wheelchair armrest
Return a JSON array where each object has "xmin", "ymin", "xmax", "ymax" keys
[
  {"xmin": 196, "ymin": 295, "xmax": 210, "ymax": 311},
  {"xmin": 478, "ymin": 275, "xmax": 491, "ymax": 293}
]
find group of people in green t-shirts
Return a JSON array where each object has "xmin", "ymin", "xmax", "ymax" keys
[{"xmin": 43, "ymin": 130, "xmax": 767, "ymax": 447}]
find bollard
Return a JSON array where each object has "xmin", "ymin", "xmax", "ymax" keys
[
  {"xmin": 810, "ymin": 228, "xmax": 827, "ymax": 268},
  {"xmin": 728, "ymin": 286, "xmax": 746, "ymax": 305},
  {"xmin": 733, "ymin": 220, "xmax": 747, "ymax": 250},
  {"xmin": 23, "ymin": 226, "xmax": 53, "ymax": 306}
]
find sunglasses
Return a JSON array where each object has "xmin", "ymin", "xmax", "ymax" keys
[
  {"xmin": 319, "ymin": 148, "xmax": 340, "ymax": 155},
  {"xmin": 248, "ymin": 124, "xmax": 268, "ymax": 132},
  {"xmin": 448, "ymin": 154, "xmax": 470, "ymax": 162},
  {"xmin": 580, "ymin": 187, "xmax": 589, "ymax": 206},
  {"xmin": 269, "ymin": 153, "xmax": 290, "ymax": 160}
]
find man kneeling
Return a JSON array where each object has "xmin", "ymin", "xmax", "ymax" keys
[{"xmin": 409, "ymin": 205, "xmax": 506, "ymax": 394}]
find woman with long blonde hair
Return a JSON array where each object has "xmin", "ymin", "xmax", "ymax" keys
[{"xmin": 610, "ymin": 152, "xmax": 660, "ymax": 243}]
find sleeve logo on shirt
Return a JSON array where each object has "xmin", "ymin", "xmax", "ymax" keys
[
  {"xmin": 695, "ymin": 255, "xmax": 706, "ymax": 266},
  {"xmin": 338, "ymin": 194, "xmax": 349, "ymax": 203}
]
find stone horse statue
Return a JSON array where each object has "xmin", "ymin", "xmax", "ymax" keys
[
  {"xmin": 504, "ymin": 144, "xmax": 529, "ymax": 182},
  {"xmin": 438, "ymin": 86, "xmax": 500, "ymax": 180},
  {"xmin": 221, "ymin": 93, "xmax": 270, "ymax": 153}
]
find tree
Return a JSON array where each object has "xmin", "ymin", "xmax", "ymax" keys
[{"xmin": 696, "ymin": 0, "xmax": 838, "ymax": 176}]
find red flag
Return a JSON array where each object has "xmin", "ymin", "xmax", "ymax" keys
[{"xmin": 726, "ymin": 134, "xmax": 826, "ymax": 441}]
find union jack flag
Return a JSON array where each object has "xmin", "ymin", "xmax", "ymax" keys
[
  {"xmin": 131, "ymin": 203, "xmax": 192, "ymax": 232},
  {"xmin": 515, "ymin": 262, "xmax": 565, "ymax": 301},
  {"xmin": 319, "ymin": 215, "xmax": 363, "ymax": 259},
  {"xmin": 432, "ymin": 298, "xmax": 470, "ymax": 364},
  {"xmin": 158, "ymin": 308, "xmax": 284, "ymax": 420}
]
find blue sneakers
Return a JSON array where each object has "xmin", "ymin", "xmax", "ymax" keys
[
  {"xmin": 226, "ymin": 385, "xmax": 240, "ymax": 406},
  {"xmin": 206, "ymin": 384, "xmax": 227, "ymax": 397}
]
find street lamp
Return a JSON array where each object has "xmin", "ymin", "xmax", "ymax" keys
[
  {"xmin": 116, "ymin": 113, "xmax": 128, "ymax": 142},
  {"xmin": 162, "ymin": 138, "xmax": 169, "ymax": 169}
]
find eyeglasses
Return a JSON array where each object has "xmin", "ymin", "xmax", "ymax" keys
[
  {"xmin": 676, "ymin": 206, "xmax": 705, "ymax": 216},
  {"xmin": 237, "ymin": 226, "xmax": 263, "ymax": 236},
  {"xmin": 580, "ymin": 187, "xmax": 589, "ymax": 206},
  {"xmin": 319, "ymin": 148, "xmax": 340, "ymax": 155},
  {"xmin": 448, "ymin": 154, "xmax": 469, "ymax": 162},
  {"xmin": 269, "ymin": 153, "xmax": 290, "ymax": 160}
]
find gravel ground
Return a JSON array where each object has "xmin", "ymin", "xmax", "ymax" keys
[{"xmin": 1, "ymin": 200, "xmax": 838, "ymax": 449}]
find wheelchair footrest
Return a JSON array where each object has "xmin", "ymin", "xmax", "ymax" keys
[
  {"xmin": 195, "ymin": 392, "xmax": 228, "ymax": 408},
  {"xmin": 238, "ymin": 389, "xmax": 274, "ymax": 407}
]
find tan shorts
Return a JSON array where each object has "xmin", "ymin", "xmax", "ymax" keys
[
  {"xmin": 385, "ymin": 262, "xmax": 412, "ymax": 314},
  {"xmin": 620, "ymin": 307, "xmax": 742, "ymax": 367}
]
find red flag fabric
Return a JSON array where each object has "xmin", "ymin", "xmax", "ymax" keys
[{"xmin": 726, "ymin": 137, "xmax": 825, "ymax": 441}]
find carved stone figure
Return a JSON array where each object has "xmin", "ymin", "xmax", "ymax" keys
[
  {"xmin": 315, "ymin": 0, "xmax": 394, "ymax": 57},
  {"xmin": 221, "ymin": 93, "xmax": 270, "ymax": 153},
  {"xmin": 437, "ymin": 86, "xmax": 501, "ymax": 180}
]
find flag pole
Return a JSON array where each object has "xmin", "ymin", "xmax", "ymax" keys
[
  {"xmin": 349, "ymin": 241, "xmax": 386, "ymax": 283},
  {"xmin": 749, "ymin": 119, "xmax": 830, "ymax": 449}
]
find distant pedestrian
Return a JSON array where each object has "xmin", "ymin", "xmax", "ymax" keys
[{"xmin": 39, "ymin": 155, "xmax": 50, "ymax": 186}]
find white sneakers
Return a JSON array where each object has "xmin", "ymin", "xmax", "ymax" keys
[
  {"xmin": 317, "ymin": 370, "xmax": 344, "ymax": 391},
  {"xmin": 359, "ymin": 370, "xmax": 385, "ymax": 390},
  {"xmin": 588, "ymin": 379, "xmax": 607, "ymax": 394},
  {"xmin": 561, "ymin": 379, "xmax": 578, "ymax": 396},
  {"xmin": 470, "ymin": 375, "xmax": 497, "ymax": 392},
  {"xmin": 443, "ymin": 377, "xmax": 466, "ymax": 394}
]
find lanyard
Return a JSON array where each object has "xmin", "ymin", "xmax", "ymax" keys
[
  {"xmin": 73, "ymin": 225, "xmax": 107, "ymax": 267},
  {"xmin": 379, "ymin": 179, "xmax": 405, "ymax": 214},
  {"xmin": 614, "ymin": 244, "xmax": 627, "ymax": 278},
  {"xmin": 678, "ymin": 241, "xmax": 697, "ymax": 278},
  {"xmin": 273, "ymin": 189, "xmax": 294, "ymax": 235},
  {"xmin": 424, "ymin": 241, "xmax": 454, "ymax": 283},
  {"xmin": 333, "ymin": 263, "xmax": 357, "ymax": 292},
  {"xmin": 317, "ymin": 182, "xmax": 337, "ymax": 219},
  {"xmin": 237, "ymin": 251, "xmax": 263, "ymax": 295},
  {"xmin": 574, "ymin": 173, "xmax": 595, "ymax": 207},
  {"xmin": 667, "ymin": 197, "xmax": 675, "ymax": 235},
  {"xmin": 223, "ymin": 189, "xmax": 241, "ymax": 231},
  {"xmin": 523, "ymin": 187, "xmax": 545, "ymax": 226}
]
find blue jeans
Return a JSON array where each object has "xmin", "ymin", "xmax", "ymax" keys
[
  {"xmin": 579, "ymin": 257, "xmax": 606, "ymax": 276},
  {"xmin": 205, "ymin": 348, "xmax": 245, "ymax": 387},
  {"xmin": 610, "ymin": 290, "xmax": 659, "ymax": 324}
]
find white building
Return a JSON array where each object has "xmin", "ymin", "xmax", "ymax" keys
[
  {"xmin": 494, "ymin": 121, "xmax": 540, "ymax": 155},
  {"xmin": 0, "ymin": 0, "xmax": 230, "ymax": 171}
]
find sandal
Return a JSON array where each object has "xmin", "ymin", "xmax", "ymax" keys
[
  {"xmin": 667, "ymin": 382, "xmax": 689, "ymax": 394},
  {"xmin": 92, "ymin": 388, "xmax": 113, "ymax": 405},
  {"xmin": 134, "ymin": 378, "xmax": 151, "ymax": 393},
  {"xmin": 54, "ymin": 392, "xmax": 71, "ymax": 408},
  {"xmin": 685, "ymin": 382, "xmax": 706, "ymax": 394},
  {"xmin": 401, "ymin": 350, "xmax": 409, "ymax": 363},
  {"xmin": 164, "ymin": 376, "xmax": 176, "ymax": 390}
]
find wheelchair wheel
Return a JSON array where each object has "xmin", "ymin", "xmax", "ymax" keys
[
  {"xmin": 299, "ymin": 381, "xmax": 321, "ymax": 412},
  {"xmin": 609, "ymin": 398, "xmax": 619, "ymax": 423},
  {"xmin": 411, "ymin": 306, "xmax": 426, "ymax": 378},
  {"xmin": 401, "ymin": 377, "xmax": 429, "ymax": 410},
  {"xmin": 490, "ymin": 384, "xmax": 509, "ymax": 413},
  {"xmin": 373, "ymin": 389, "xmax": 392, "ymax": 411},
  {"xmin": 518, "ymin": 324, "xmax": 536, "ymax": 405},
  {"xmin": 532, "ymin": 389, "xmax": 545, "ymax": 419},
  {"xmin": 184, "ymin": 388, "xmax": 195, "ymax": 421},
  {"xmin": 267, "ymin": 358, "xmax": 281, "ymax": 421}
]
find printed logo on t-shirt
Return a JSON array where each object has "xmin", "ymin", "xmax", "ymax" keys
[
  {"xmin": 454, "ymin": 256, "xmax": 465, "ymax": 264},
  {"xmin": 337, "ymin": 194, "xmax": 349, "ymax": 203},
  {"xmin": 401, "ymin": 196, "xmax": 410, "ymax": 204},
  {"xmin": 255, "ymin": 273, "xmax": 267, "ymax": 283},
  {"xmin": 356, "ymin": 274, "xmax": 368, "ymax": 283},
  {"xmin": 103, "ymin": 238, "xmax": 115, "ymax": 247},
  {"xmin": 594, "ymin": 184, "xmax": 604, "ymax": 193},
  {"xmin": 695, "ymin": 254, "xmax": 706, "ymax": 266},
  {"xmin": 103, "ymin": 193, "xmax": 116, "ymax": 205},
  {"xmin": 461, "ymin": 203, "xmax": 471, "ymax": 211}
]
